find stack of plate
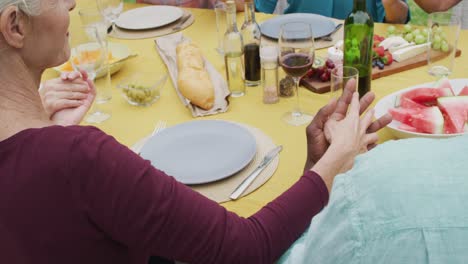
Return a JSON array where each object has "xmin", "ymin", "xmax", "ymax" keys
[{"xmin": 115, "ymin": 6, "xmax": 185, "ymax": 31}]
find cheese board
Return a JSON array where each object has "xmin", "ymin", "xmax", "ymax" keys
[{"xmin": 301, "ymin": 48, "xmax": 462, "ymax": 94}]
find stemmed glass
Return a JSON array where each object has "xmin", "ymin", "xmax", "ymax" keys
[
  {"xmin": 279, "ymin": 22, "xmax": 315, "ymax": 126},
  {"xmin": 96, "ymin": 0, "xmax": 124, "ymax": 33},
  {"xmin": 69, "ymin": 26, "xmax": 111, "ymax": 123}
]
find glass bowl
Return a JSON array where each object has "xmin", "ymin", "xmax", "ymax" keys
[{"xmin": 117, "ymin": 72, "xmax": 168, "ymax": 106}]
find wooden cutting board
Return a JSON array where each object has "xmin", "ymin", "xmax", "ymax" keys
[{"xmin": 301, "ymin": 49, "xmax": 462, "ymax": 94}]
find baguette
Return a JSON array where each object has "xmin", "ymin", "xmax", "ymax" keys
[{"xmin": 176, "ymin": 43, "xmax": 215, "ymax": 110}]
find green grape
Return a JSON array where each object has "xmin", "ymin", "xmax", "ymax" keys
[
  {"xmin": 412, "ymin": 29, "xmax": 421, "ymax": 36},
  {"xmin": 433, "ymin": 34, "xmax": 442, "ymax": 44},
  {"xmin": 432, "ymin": 42, "xmax": 441, "ymax": 50},
  {"xmin": 435, "ymin": 27, "xmax": 443, "ymax": 34},
  {"xmin": 415, "ymin": 34, "xmax": 425, "ymax": 45},
  {"xmin": 441, "ymin": 42, "xmax": 449, "ymax": 52},
  {"xmin": 387, "ymin": 25, "xmax": 396, "ymax": 34},
  {"xmin": 404, "ymin": 24, "xmax": 412, "ymax": 33},
  {"xmin": 404, "ymin": 33, "xmax": 414, "ymax": 42},
  {"xmin": 421, "ymin": 28, "xmax": 429, "ymax": 37}
]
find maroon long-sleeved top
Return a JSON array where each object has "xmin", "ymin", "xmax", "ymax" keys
[{"xmin": 0, "ymin": 126, "xmax": 328, "ymax": 263}]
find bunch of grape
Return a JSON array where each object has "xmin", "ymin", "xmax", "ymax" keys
[
  {"xmin": 304, "ymin": 59, "xmax": 336, "ymax": 82},
  {"xmin": 386, "ymin": 24, "xmax": 448, "ymax": 52}
]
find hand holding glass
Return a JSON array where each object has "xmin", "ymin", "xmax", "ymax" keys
[{"xmin": 279, "ymin": 22, "xmax": 314, "ymax": 126}]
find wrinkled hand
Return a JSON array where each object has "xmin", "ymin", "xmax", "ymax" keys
[
  {"xmin": 304, "ymin": 79, "xmax": 392, "ymax": 172},
  {"xmin": 40, "ymin": 71, "xmax": 96, "ymax": 126},
  {"xmin": 324, "ymin": 92, "xmax": 379, "ymax": 173}
]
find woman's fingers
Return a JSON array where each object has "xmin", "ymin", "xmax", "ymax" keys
[
  {"xmin": 360, "ymin": 108, "xmax": 375, "ymax": 135},
  {"xmin": 363, "ymin": 132, "xmax": 379, "ymax": 147},
  {"xmin": 51, "ymin": 99, "xmax": 83, "ymax": 110},
  {"xmin": 347, "ymin": 92, "xmax": 361, "ymax": 120}
]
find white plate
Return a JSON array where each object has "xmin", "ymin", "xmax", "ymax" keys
[
  {"xmin": 140, "ymin": 120, "xmax": 257, "ymax": 185},
  {"xmin": 260, "ymin": 13, "xmax": 336, "ymax": 40},
  {"xmin": 374, "ymin": 78, "xmax": 468, "ymax": 139},
  {"xmin": 54, "ymin": 42, "xmax": 131, "ymax": 79},
  {"xmin": 115, "ymin": 6, "xmax": 183, "ymax": 30}
]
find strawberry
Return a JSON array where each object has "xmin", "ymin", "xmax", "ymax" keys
[
  {"xmin": 383, "ymin": 52, "xmax": 393, "ymax": 65},
  {"xmin": 373, "ymin": 46, "xmax": 385, "ymax": 57}
]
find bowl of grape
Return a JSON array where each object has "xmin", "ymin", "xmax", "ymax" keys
[{"xmin": 117, "ymin": 72, "xmax": 168, "ymax": 106}]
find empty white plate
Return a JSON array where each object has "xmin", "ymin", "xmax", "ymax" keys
[
  {"xmin": 140, "ymin": 120, "xmax": 257, "ymax": 185},
  {"xmin": 260, "ymin": 13, "xmax": 337, "ymax": 39},
  {"xmin": 116, "ymin": 6, "xmax": 183, "ymax": 30}
]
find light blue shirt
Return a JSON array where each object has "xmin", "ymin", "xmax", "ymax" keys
[
  {"xmin": 255, "ymin": 0, "xmax": 408, "ymax": 22},
  {"xmin": 279, "ymin": 135, "xmax": 468, "ymax": 263}
]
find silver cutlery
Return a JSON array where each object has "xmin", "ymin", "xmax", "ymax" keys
[
  {"xmin": 318, "ymin": 23, "xmax": 343, "ymax": 41},
  {"xmin": 151, "ymin": 120, "xmax": 167, "ymax": 136},
  {"xmin": 172, "ymin": 13, "xmax": 192, "ymax": 32},
  {"xmin": 134, "ymin": 121, "xmax": 167, "ymax": 154},
  {"xmin": 230, "ymin": 145, "xmax": 283, "ymax": 200}
]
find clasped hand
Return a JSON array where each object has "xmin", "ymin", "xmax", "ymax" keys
[
  {"xmin": 39, "ymin": 71, "xmax": 96, "ymax": 126},
  {"xmin": 305, "ymin": 79, "xmax": 393, "ymax": 173}
]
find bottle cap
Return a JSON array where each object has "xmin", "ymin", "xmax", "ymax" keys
[{"xmin": 260, "ymin": 46, "xmax": 278, "ymax": 63}]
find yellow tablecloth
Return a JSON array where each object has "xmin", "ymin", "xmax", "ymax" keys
[{"xmin": 43, "ymin": 1, "xmax": 468, "ymax": 217}]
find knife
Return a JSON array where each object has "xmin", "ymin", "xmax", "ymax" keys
[{"xmin": 230, "ymin": 145, "xmax": 283, "ymax": 200}]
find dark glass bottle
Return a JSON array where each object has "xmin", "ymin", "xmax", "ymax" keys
[
  {"xmin": 241, "ymin": 0, "xmax": 261, "ymax": 87},
  {"xmin": 343, "ymin": 0, "xmax": 374, "ymax": 97}
]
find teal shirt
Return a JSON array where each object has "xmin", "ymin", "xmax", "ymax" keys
[
  {"xmin": 279, "ymin": 135, "xmax": 468, "ymax": 263},
  {"xmin": 255, "ymin": 0, "xmax": 406, "ymax": 22}
]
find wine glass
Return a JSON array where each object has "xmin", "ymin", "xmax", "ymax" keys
[
  {"xmin": 96, "ymin": 0, "xmax": 124, "ymax": 33},
  {"xmin": 70, "ymin": 26, "xmax": 111, "ymax": 123},
  {"xmin": 279, "ymin": 22, "xmax": 315, "ymax": 126}
]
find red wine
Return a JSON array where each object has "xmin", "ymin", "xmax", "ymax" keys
[
  {"xmin": 280, "ymin": 53, "xmax": 313, "ymax": 78},
  {"xmin": 244, "ymin": 43, "xmax": 260, "ymax": 84}
]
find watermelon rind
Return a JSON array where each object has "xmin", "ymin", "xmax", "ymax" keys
[
  {"xmin": 437, "ymin": 96, "xmax": 468, "ymax": 134},
  {"xmin": 410, "ymin": 106, "xmax": 444, "ymax": 134}
]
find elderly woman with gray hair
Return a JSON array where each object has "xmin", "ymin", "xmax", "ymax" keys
[{"xmin": 0, "ymin": 0, "xmax": 390, "ymax": 263}]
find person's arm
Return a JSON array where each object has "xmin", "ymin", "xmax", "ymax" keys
[
  {"xmin": 69, "ymin": 128, "xmax": 329, "ymax": 263},
  {"xmin": 413, "ymin": 0, "xmax": 462, "ymax": 12},
  {"xmin": 382, "ymin": 0, "xmax": 409, "ymax": 23}
]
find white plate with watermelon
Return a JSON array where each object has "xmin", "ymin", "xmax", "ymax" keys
[{"xmin": 375, "ymin": 78, "xmax": 468, "ymax": 139}]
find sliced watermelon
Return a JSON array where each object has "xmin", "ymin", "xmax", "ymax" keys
[
  {"xmin": 458, "ymin": 85, "xmax": 468, "ymax": 96},
  {"xmin": 395, "ymin": 87, "xmax": 454, "ymax": 106},
  {"xmin": 398, "ymin": 123, "xmax": 423, "ymax": 133},
  {"xmin": 437, "ymin": 96, "xmax": 468, "ymax": 134},
  {"xmin": 434, "ymin": 77, "xmax": 455, "ymax": 94},
  {"xmin": 410, "ymin": 106, "xmax": 444, "ymax": 134},
  {"xmin": 389, "ymin": 107, "xmax": 419, "ymax": 125},
  {"xmin": 400, "ymin": 97, "xmax": 427, "ymax": 110}
]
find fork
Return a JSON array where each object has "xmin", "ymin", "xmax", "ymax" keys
[
  {"xmin": 151, "ymin": 120, "xmax": 167, "ymax": 136},
  {"xmin": 172, "ymin": 13, "xmax": 191, "ymax": 32},
  {"xmin": 135, "ymin": 121, "xmax": 167, "ymax": 155}
]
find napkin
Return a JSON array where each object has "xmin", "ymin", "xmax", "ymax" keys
[{"xmin": 155, "ymin": 33, "xmax": 231, "ymax": 117}]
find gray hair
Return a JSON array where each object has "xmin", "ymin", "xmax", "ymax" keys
[{"xmin": 0, "ymin": 0, "xmax": 42, "ymax": 16}]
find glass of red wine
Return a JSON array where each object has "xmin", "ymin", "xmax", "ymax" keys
[{"xmin": 279, "ymin": 22, "xmax": 315, "ymax": 126}]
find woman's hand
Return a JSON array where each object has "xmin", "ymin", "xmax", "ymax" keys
[
  {"xmin": 304, "ymin": 79, "xmax": 392, "ymax": 172},
  {"xmin": 40, "ymin": 71, "xmax": 96, "ymax": 126},
  {"xmin": 312, "ymin": 91, "xmax": 379, "ymax": 193}
]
